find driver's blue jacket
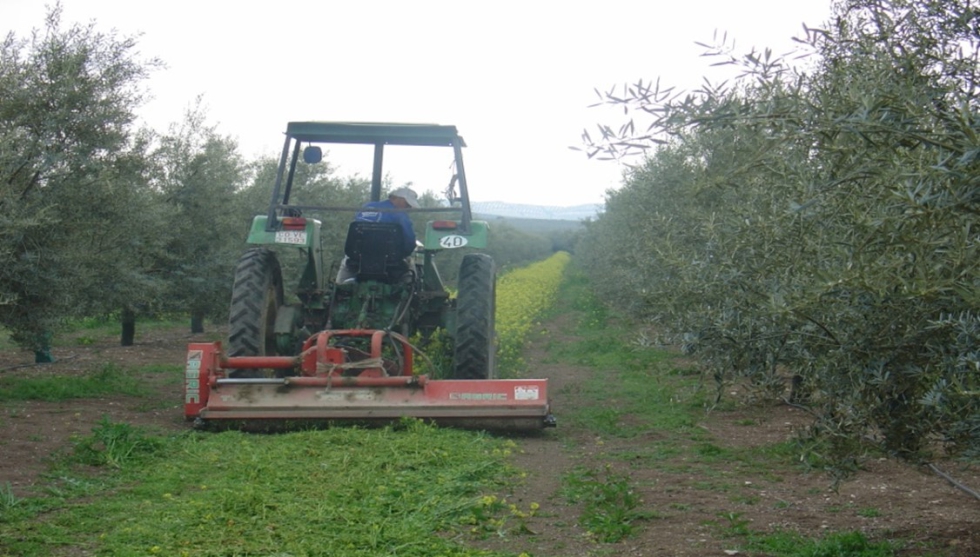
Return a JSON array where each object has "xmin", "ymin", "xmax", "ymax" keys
[{"xmin": 355, "ymin": 200, "xmax": 417, "ymax": 257}]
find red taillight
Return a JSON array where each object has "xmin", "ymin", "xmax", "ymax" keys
[
  {"xmin": 281, "ymin": 217, "xmax": 307, "ymax": 230},
  {"xmin": 432, "ymin": 220, "xmax": 458, "ymax": 230}
]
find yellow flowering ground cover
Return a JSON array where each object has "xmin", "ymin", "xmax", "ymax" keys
[{"xmin": 495, "ymin": 252, "xmax": 570, "ymax": 376}]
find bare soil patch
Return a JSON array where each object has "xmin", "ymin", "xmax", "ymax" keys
[
  {"xmin": 0, "ymin": 327, "xmax": 204, "ymax": 495},
  {"xmin": 1, "ymin": 322, "xmax": 979, "ymax": 556},
  {"xmin": 480, "ymin": 319, "xmax": 980, "ymax": 557}
]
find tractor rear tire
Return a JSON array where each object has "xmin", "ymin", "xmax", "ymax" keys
[
  {"xmin": 227, "ymin": 248, "xmax": 284, "ymax": 378},
  {"xmin": 453, "ymin": 254, "xmax": 496, "ymax": 380}
]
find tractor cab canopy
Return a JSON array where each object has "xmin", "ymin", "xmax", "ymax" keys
[
  {"xmin": 266, "ymin": 121, "xmax": 473, "ymax": 232},
  {"xmin": 286, "ymin": 122, "xmax": 467, "ymax": 147}
]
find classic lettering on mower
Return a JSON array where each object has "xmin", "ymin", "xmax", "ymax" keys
[
  {"xmin": 450, "ymin": 392, "xmax": 507, "ymax": 401},
  {"xmin": 185, "ymin": 350, "xmax": 203, "ymax": 404}
]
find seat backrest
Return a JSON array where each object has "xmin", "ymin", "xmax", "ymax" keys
[{"xmin": 343, "ymin": 221, "xmax": 406, "ymax": 282}]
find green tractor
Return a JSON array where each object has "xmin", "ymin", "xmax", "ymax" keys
[{"xmin": 227, "ymin": 122, "xmax": 495, "ymax": 380}]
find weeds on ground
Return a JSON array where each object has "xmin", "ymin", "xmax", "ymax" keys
[
  {"xmin": 409, "ymin": 327, "xmax": 454, "ymax": 379},
  {"xmin": 708, "ymin": 512, "xmax": 897, "ymax": 556},
  {"xmin": 1, "ymin": 318, "xmax": 189, "ymax": 354},
  {"xmin": 0, "ymin": 483, "xmax": 18, "ymax": 512},
  {"xmin": 138, "ymin": 364, "xmax": 183, "ymax": 375},
  {"xmin": 547, "ymin": 272, "xmax": 703, "ymax": 439},
  {"xmin": 69, "ymin": 417, "xmax": 166, "ymax": 469},
  {"xmin": 857, "ymin": 507, "xmax": 882, "ymax": 518},
  {"xmin": 560, "ymin": 465, "xmax": 655, "ymax": 542},
  {"xmin": 463, "ymin": 493, "xmax": 541, "ymax": 537},
  {"xmin": 67, "ymin": 315, "xmax": 187, "ymax": 334},
  {"xmin": 717, "ymin": 511, "xmax": 752, "ymax": 537},
  {"xmin": 0, "ymin": 364, "xmax": 146, "ymax": 401},
  {"xmin": 544, "ymin": 269, "xmax": 909, "ymax": 555},
  {"xmin": 748, "ymin": 530, "xmax": 896, "ymax": 556}
]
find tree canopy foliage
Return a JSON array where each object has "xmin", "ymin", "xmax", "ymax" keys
[
  {"xmin": 0, "ymin": 6, "xmax": 159, "ymax": 350},
  {"xmin": 150, "ymin": 99, "xmax": 249, "ymax": 326},
  {"xmin": 579, "ymin": 0, "xmax": 979, "ymax": 471}
]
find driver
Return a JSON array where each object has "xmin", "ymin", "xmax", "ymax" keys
[{"xmin": 336, "ymin": 187, "xmax": 420, "ymax": 283}]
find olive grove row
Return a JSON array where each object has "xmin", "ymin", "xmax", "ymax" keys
[{"xmin": 578, "ymin": 0, "xmax": 979, "ymax": 470}]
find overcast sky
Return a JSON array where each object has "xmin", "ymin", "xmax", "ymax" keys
[{"xmin": 5, "ymin": 0, "xmax": 832, "ymax": 206}]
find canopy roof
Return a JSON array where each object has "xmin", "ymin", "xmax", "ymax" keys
[{"xmin": 285, "ymin": 122, "xmax": 466, "ymax": 147}]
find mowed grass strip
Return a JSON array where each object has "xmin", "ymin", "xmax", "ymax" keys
[{"xmin": 0, "ymin": 420, "xmax": 524, "ymax": 557}]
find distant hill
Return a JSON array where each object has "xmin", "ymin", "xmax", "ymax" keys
[
  {"xmin": 476, "ymin": 214, "xmax": 585, "ymax": 235},
  {"xmin": 471, "ymin": 201, "xmax": 601, "ymax": 221}
]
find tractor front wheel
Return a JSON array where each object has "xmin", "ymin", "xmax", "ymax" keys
[
  {"xmin": 227, "ymin": 248, "xmax": 284, "ymax": 378},
  {"xmin": 452, "ymin": 254, "xmax": 496, "ymax": 379}
]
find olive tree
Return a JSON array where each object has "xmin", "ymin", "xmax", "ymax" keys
[
  {"xmin": 0, "ymin": 5, "xmax": 160, "ymax": 357},
  {"xmin": 579, "ymin": 0, "xmax": 979, "ymax": 470},
  {"xmin": 149, "ymin": 99, "xmax": 248, "ymax": 335}
]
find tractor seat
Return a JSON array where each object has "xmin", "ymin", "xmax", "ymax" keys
[{"xmin": 343, "ymin": 222, "xmax": 409, "ymax": 283}]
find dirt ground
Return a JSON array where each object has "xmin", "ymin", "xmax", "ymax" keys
[{"xmin": 1, "ymin": 325, "xmax": 979, "ymax": 556}]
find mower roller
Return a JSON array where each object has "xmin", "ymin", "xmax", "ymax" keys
[{"xmin": 184, "ymin": 122, "xmax": 554, "ymax": 431}]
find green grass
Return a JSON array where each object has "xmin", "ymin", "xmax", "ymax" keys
[
  {"xmin": 857, "ymin": 507, "xmax": 882, "ymax": 518},
  {"xmin": 0, "ymin": 316, "xmax": 195, "ymax": 353},
  {"xmin": 707, "ymin": 516, "xmax": 897, "ymax": 555},
  {"xmin": 67, "ymin": 315, "xmax": 187, "ymax": 334},
  {"xmin": 716, "ymin": 511, "xmax": 752, "ymax": 537},
  {"xmin": 0, "ymin": 364, "xmax": 148, "ymax": 401},
  {"xmin": 560, "ymin": 465, "xmax": 657, "ymax": 542},
  {"xmin": 69, "ymin": 417, "xmax": 166, "ymax": 469},
  {"xmin": 139, "ymin": 363, "xmax": 183, "ymax": 374},
  {"xmin": 544, "ymin": 273, "xmax": 813, "ymax": 488},
  {"xmin": 0, "ymin": 419, "xmax": 527, "ymax": 557},
  {"xmin": 543, "ymin": 269, "xmax": 906, "ymax": 555},
  {"xmin": 0, "ymin": 483, "xmax": 18, "ymax": 513},
  {"xmin": 748, "ymin": 530, "xmax": 897, "ymax": 556},
  {"xmin": 546, "ymin": 272, "xmax": 705, "ymax": 439},
  {"xmin": 729, "ymin": 493, "xmax": 761, "ymax": 505}
]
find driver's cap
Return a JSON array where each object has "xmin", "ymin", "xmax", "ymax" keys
[{"xmin": 389, "ymin": 187, "xmax": 420, "ymax": 208}]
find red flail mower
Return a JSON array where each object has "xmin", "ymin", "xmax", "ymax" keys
[{"xmin": 184, "ymin": 330, "xmax": 553, "ymax": 431}]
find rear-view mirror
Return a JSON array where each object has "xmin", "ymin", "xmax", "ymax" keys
[{"xmin": 303, "ymin": 146, "xmax": 323, "ymax": 164}]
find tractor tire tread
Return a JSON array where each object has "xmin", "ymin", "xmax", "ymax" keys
[
  {"xmin": 453, "ymin": 253, "xmax": 496, "ymax": 380},
  {"xmin": 227, "ymin": 248, "xmax": 283, "ymax": 377}
]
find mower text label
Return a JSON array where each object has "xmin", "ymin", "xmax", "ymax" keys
[
  {"xmin": 450, "ymin": 392, "xmax": 507, "ymax": 401},
  {"xmin": 185, "ymin": 350, "xmax": 202, "ymax": 404},
  {"xmin": 316, "ymin": 390, "xmax": 376, "ymax": 402},
  {"xmin": 438, "ymin": 235, "xmax": 468, "ymax": 249},
  {"xmin": 514, "ymin": 385, "xmax": 540, "ymax": 400}
]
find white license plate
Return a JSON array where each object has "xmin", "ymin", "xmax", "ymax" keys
[{"xmin": 275, "ymin": 230, "xmax": 307, "ymax": 245}]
